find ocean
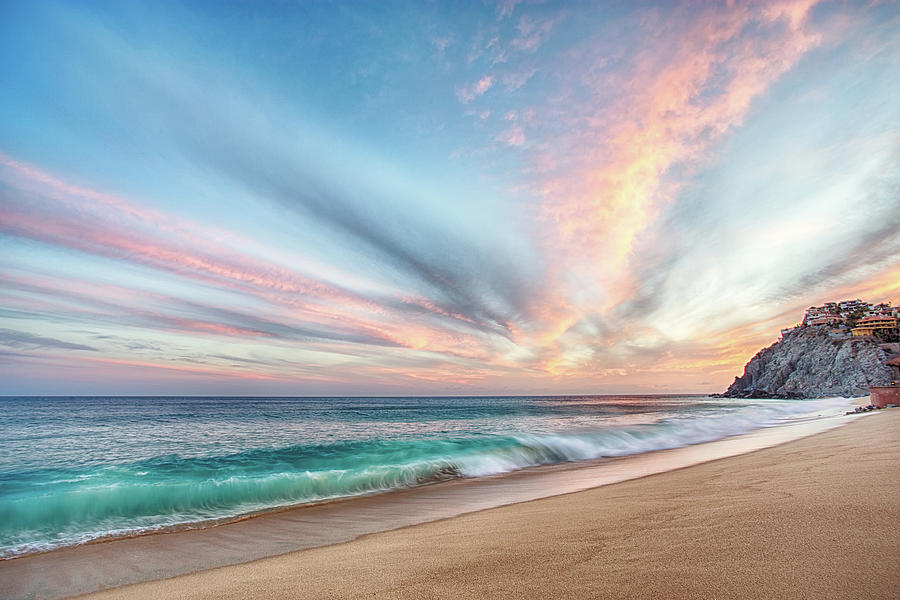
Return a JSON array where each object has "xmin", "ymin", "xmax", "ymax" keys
[{"xmin": 0, "ymin": 394, "xmax": 851, "ymax": 559}]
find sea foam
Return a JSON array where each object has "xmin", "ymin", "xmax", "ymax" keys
[{"xmin": 0, "ymin": 395, "xmax": 851, "ymax": 558}]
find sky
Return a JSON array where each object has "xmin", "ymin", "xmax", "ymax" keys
[{"xmin": 0, "ymin": 0, "xmax": 898, "ymax": 396}]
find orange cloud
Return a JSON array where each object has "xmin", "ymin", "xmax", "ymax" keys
[{"xmin": 529, "ymin": 0, "xmax": 824, "ymax": 370}]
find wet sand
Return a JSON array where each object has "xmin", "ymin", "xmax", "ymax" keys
[{"xmin": 68, "ymin": 409, "xmax": 900, "ymax": 599}]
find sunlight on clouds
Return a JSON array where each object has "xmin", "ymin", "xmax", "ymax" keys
[{"xmin": 0, "ymin": 0, "xmax": 897, "ymax": 394}]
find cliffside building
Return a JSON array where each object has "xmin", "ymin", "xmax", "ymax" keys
[
  {"xmin": 806, "ymin": 315, "xmax": 843, "ymax": 327},
  {"xmin": 839, "ymin": 299, "xmax": 868, "ymax": 313},
  {"xmin": 803, "ymin": 299, "xmax": 895, "ymax": 329},
  {"xmin": 851, "ymin": 315, "xmax": 899, "ymax": 337}
]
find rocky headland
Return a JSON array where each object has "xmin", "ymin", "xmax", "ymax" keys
[{"xmin": 720, "ymin": 326, "xmax": 895, "ymax": 399}]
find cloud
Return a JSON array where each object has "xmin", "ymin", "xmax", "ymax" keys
[
  {"xmin": 495, "ymin": 125, "xmax": 526, "ymax": 147},
  {"xmin": 537, "ymin": 1, "xmax": 824, "ymax": 305},
  {"xmin": 456, "ymin": 75, "xmax": 494, "ymax": 103},
  {"xmin": 431, "ymin": 34, "xmax": 453, "ymax": 53},
  {"xmin": 510, "ymin": 16, "xmax": 559, "ymax": 53},
  {"xmin": 0, "ymin": 329, "xmax": 98, "ymax": 352},
  {"xmin": 0, "ymin": 150, "xmax": 543, "ymax": 368},
  {"xmin": 1, "ymin": 0, "xmax": 897, "ymax": 394},
  {"xmin": 461, "ymin": 0, "xmax": 900, "ymax": 380},
  {"xmin": 497, "ymin": 0, "xmax": 522, "ymax": 20},
  {"xmin": 74, "ymin": 57, "xmax": 542, "ymax": 336},
  {"xmin": 502, "ymin": 67, "xmax": 536, "ymax": 91}
]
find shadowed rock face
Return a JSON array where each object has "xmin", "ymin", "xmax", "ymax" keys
[{"xmin": 723, "ymin": 327, "xmax": 892, "ymax": 398}]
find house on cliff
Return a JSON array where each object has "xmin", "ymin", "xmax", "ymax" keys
[{"xmin": 851, "ymin": 315, "xmax": 899, "ymax": 337}]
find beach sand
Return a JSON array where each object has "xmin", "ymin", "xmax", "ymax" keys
[{"xmin": 78, "ymin": 409, "xmax": 899, "ymax": 600}]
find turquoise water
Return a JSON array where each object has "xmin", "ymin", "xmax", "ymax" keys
[{"xmin": 0, "ymin": 395, "xmax": 849, "ymax": 558}]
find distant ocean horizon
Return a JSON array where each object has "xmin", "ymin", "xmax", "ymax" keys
[{"xmin": 0, "ymin": 394, "xmax": 851, "ymax": 559}]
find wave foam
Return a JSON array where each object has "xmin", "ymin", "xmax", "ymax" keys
[{"xmin": 0, "ymin": 397, "xmax": 850, "ymax": 558}]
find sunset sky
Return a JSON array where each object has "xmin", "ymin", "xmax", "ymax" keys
[{"xmin": 1, "ymin": 0, "xmax": 898, "ymax": 396}]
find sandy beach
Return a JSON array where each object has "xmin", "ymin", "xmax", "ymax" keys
[{"xmin": 71, "ymin": 409, "xmax": 899, "ymax": 600}]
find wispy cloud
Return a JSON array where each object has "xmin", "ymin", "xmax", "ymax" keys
[
  {"xmin": 0, "ymin": 0, "xmax": 897, "ymax": 394},
  {"xmin": 540, "ymin": 2, "xmax": 823, "ymax": 277},
  {"xmin": 457, "ymin": 75, "xmax": 494, "ymax": 103},
  {"xmin": 431, "ymin": 34, "xmax": 454, "ymax": 53},
  {"xmin": 510, "ymin": 15, "xmax": 559, "ymax": 52},
  {"xmin": 0, "ymin": 151, "xmax": 543, "ymax": 381},
  {"xmin": 496, "ymin": 0, "xmax": 522, "ymax": 21},
  {"xmin": 502, "ymin": 67, "xmax": 536, "ymax": 91},
  {"xmin": 0, "ymin": 329, "xmax": 98, "ymax": 352},
  {"xmin": 495, "ymin": 124, "xmax": 526, "ymax": 147}
]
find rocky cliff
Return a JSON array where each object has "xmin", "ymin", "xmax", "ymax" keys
[{"xmin": 723, "ymin": 327, "xmax": 893, "ymax": 398}]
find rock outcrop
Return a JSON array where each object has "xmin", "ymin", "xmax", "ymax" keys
[{"xmin": 722, "ymin": 327, "xmax": 893, "ymax": 398}]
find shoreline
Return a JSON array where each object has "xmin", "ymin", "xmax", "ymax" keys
[
  {"xmin": 5, "ymin": 394, "xmax": 843, "ymax": 561},
  {"xmin": 1, "ymin": 404, "xmax": 864, "ymax": 600},
  {"xmin": 81, "ymin": 408, "xmax": 899, "ymax": 600},
  {"xmin": 1, "ymin": 397, "xmax": 854, "ymax": 562}
]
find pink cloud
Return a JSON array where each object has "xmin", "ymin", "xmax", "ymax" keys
[
  {"xmin": 499, "ymin": 0, "xmax": 829, "ymax": 373},
  {"xmin": 510, "ymin": 16, "xmax": 560, "ymax": 53},
  {"xmin": 456, "ymin": 75, "xmax": 494, "ymax": 103},
  {"xmin": 502, "ymin": 67, "xmax": 537, "ymax": 91},
  {"xmin": 497, "ymin": 0, "xmax": 522, "ymax": 20},
  {"xmin": 541, "ymin": 1, "xmax": 823, "ymax": 284},
  {"xmin": 68, "ymin": 354, "xmax": 286, "ymax": 381},
  {"xmin": 0, "ymin": 156, "xmax": 374, "ymax": 308},
  {"xmin": 0, "ymin": 155, "xmax": 516, "ymax": 362},
  {"xmin": 495, "ymin": 125, "xmax": 526, "ymax": 148}
]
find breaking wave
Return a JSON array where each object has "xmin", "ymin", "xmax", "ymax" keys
[{"xmin": 0, "ymin": 397, "xmax": 849, "ymax": 557}]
